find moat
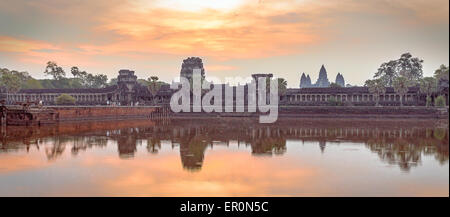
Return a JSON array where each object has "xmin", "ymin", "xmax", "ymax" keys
[{"xmin": 0, "ymin": 118, "xmax": 448, "ymax": 196}]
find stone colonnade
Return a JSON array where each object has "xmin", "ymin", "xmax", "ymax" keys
[
  {"xmin": 286, "ymin": 93, "xmax": 416, "ymax": 103},
  {"xmin": 6, "ymin": 92, "xmax": 116, "ymax": 104}
]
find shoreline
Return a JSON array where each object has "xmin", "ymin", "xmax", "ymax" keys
[
  {"xmin": 172, "ymin": 106, "xmax": 449, "ymax": 119},
  {"xmin": 1, "ymin": 105, "xmax": 448, "ymax": 126}
]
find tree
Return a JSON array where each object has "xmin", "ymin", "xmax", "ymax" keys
[
  {"xmin": 374, "ymin": 53, "xmax": 424, "ymax": 86},
  {"xmin": 147, "ymin": 76, "xmax": 162, "ymax": 96},
  {"xmin": 397, "ymin": 53, "xmax": 423, "ymax": 82},
  {"xmin": 71, "ymin": 66, "xmax": 87, "ymax": 78},
  {"xmin": 365, "ymin": 78, "xmax": 386, "ymax": 106},
  {"xmin": 419, "ymin": 77, "xmax": 437, "ymax": 107},
  {"xmin": 44, "ymin": 61, "xmax": 66, "ymax": 80},
  {"xmin": 434, "ymin": 64, "xmax": 449, "ymax": 93},
  {"xmin": 264, "ymin": 77, "xmax": 287, "ymax": 95},
  {"xmin": 22, "ymin": 78, "xmax": 43, "ymax": 89},
  {"xmin": 108, "ymin": 78, "xmax": 118, "ymax": 86},
  {"xmin": 55, "ymin": 94, "xmax": 76, "ymax": 105},
  {"xmin": 277, "ymin": 78, "xmax": 287, "ymax": 95},
  {"xmin": 434, "ymin": 64, "xmax": 449, "ymax": 81},
  {"xmin": 10, "ymin": 70, "xmax": 30, "ymax": 83},
  {"xmin": 1, "ymin": 68, "xmax": 33, "ymax": 90},
  {"xmin": 374, "ymin": 60, "xmax": 397, "ymax": 87},
  {"xmin": 51, "ymin": 78, "xmax": 71, "ymax": 89},
  {"xmin": 89, "ymin": 74, "xmax": 108, "ymax": 88},
  {"xmin": 393, "ymin": 76, "xmax": 412, "ymax": 106},
  {"xmin": 0, "ymin": 72, "xmax": 22, "ymax": 93},
  {"xmin": 70, "ymin": 66, "xmax": 108, "ymax": 88},
  {"xmin": 329, "ymin": 82, "xmax": 342, "ymax": 88},
  {"xmin": 0, "ymin": 68, "xmax": 9, "ymax": 75},
  {"xmin": 150, "ymin": 76, "xmax": 159, "ymax": 82},
  {"xmin": 434, "ymin": 95, "xmax": 447, "ymax": 107}
]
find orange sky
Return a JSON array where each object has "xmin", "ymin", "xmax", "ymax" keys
[{"xmin": 0, "ymin": 0, "xmax": 448, "ymax": 87}]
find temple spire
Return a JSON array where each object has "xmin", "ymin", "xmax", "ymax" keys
[{"xmin": 314, "ymin": 64, "xmax": 330, "ymax": 87}]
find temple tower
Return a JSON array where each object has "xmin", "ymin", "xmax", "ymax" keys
[
  {"xmin": 180, "ymin": 57, "xmax": 206, "ymax": 81},
  {"xmin": 300, "ymin": 72, "xmax": 312, "ymax": 88},
  {"xmin": 314, "ymin": 65, "xmax": 330, "ymax": 87},
  {"xmin": 117, "ymin": 69, "xmax": 138, "ymax": 105},
  {"xmin": 335, "ymin": 73, "xmax": 345, "ymax": 87}
]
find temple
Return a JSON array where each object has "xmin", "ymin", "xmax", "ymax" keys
[
  {"xmin": 180, "ymin": 57, "xmax": 206, "ymax": 81},
  {"xmin": 300, "ymin": 65, "xmax": 345, "ymax": 88},
  {"xmin": 1, "ymin": 57, "xmax": 448, "ymax": 107},
  {"xmin": 335, "ymin": 73, "xmax": 345, "ymax": 87},
  {"xmin": 3, "ymin": 69, "xmax": 174, "ymax": 106}
]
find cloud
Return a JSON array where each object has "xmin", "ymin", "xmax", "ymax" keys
[
  {"xmin": 0, "ymin": 36, "xmax": 58, "ymax": 53},
  {"xmin": 207, "ymin": 64, "xmax": 238, "ymax": 71},
  {"xmin": 88, "ymin": 1, "xmax": 332, "ymax": 60},
  {"xmin": 268, "ymin": 12, "xmax": 308, "ymax": 24},
  {"xmin": 31, "ymin": 48, "xmax": 59, "ymax": 53},
  {"xmin": 0, "ymin": 0, "xmax": 447, "ymax": 82}
]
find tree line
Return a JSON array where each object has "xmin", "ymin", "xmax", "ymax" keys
[
  {"xmin": 0, "ymin": 61, "xmax": 168, "ymax": 94},
  {"xmin": 365, "ymin": 53, "xmax": 448, "ymax": 107},
  {"xmin": 0, "ymin": 61, "xmax": 113, "ymax": 93}
]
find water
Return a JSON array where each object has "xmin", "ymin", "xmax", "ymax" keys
[{"xmin": 0, "ymin": 118, "xmax": 448, "ymax": 196}]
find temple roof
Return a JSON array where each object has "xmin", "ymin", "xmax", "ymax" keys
[{"xmin": 286, "ymin": 86, "xmax": 419, "ymax": 94}]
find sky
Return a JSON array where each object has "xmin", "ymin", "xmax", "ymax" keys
[{"xmin": 0, "ymin": 0, "xmax": 448, "ymax": 87}]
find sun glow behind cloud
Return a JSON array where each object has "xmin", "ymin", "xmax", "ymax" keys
[
  {"xmin": 95, "ymin": 0, "xmax": 323, "ymax": 60},
  {"xmin": 151, "ymin": 0, "xmax": 249, "ymax": 11}
]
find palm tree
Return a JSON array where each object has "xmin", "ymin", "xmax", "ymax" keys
[
  {"xmin": 265, "ymin": 77, "xmax": 287, "ymax": 96},
  {"xmin": 393, "ymin": 76, "xmax": 411, "ymax": 106},
  {"xmin": 0, "ymin": 72, "xmax": 22, "ymax": 103},
  {"xmin": 419, "ymin": 77, "xmax": 437, "ymax": 107},
  {"xmin": 365, "ymin": 78, "xmax": 386, "ymax": 106},
  {"xmin": 147, "ymin": 76, "xmax": 161, "ymax": 96},
  {"xmin": 277, "ymin": 78, "xmax": 287, "ymax": 95},
  {"xmin": 434, "ymin": 64, "xmax": 449, "ymax": 81}
]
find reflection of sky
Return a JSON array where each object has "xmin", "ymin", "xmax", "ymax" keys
[{"xmin": 0, "ymin": 139, "xmax": 448, "ymax": 196}]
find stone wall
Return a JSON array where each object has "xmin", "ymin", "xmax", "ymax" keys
[
  {"xmin": 50, "ymin": 106, "xmax": 157, "ymax": 121},
  {"xmin": 279, "ymin": 106, "xmax": 448, "ymax": 119},
  {"xmin": 170, "ymin": 106, "xmax": 448, "ymax": 119}
]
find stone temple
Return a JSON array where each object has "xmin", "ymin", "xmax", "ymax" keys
[
  {"xmin": 3, "ymin": 57, "xmax": 441, "ymax": 107},
  {"xmin": 335, "ymin": 73, "xmax": 345, "ymax": 87},
  {"xmin": 300, "ymin": 65, "xmax": 345, "ymax": 88},
  {"xmin": 315, "ymin": 65, "xmax": 330, "ymax": 87},
  {"xmin": 299, "ymin": 73, "xmax": 312, "ymax": 88},
  {"xmin": 180, "ymin": 57, "xmax": 205, "ymax": 81}
]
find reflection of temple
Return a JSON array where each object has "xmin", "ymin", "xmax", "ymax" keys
[
  {"xmin": 0, "ymin": 119, "xmax": 448, "ymax": 172},
  {"xmin": 115, "ymin": 129, "xmax": 139, "ymax": 159},
  {"xmin": 319, "ymin": 141, "xmax": 326, "ymax": 153},
  {"xmin": 179, "ymin": 138, "xmax": 208, "ymax": 172}
]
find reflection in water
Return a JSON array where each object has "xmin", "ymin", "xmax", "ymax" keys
[
  {"xmin": 0, "ymin": 118, "xmax": 448, "ymax": 196},
  {"xmin": 1, "ymin": 118, "xmax": 448, "ymax": 172}
]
